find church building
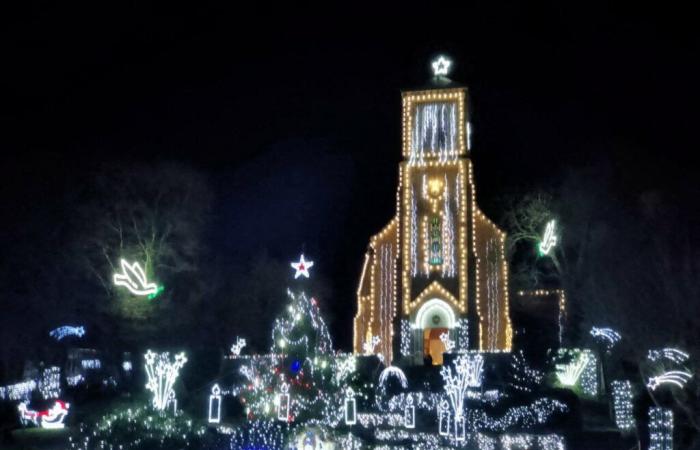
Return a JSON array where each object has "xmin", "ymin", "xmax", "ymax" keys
[{"xmin": 353, "ymin": 57, "xmax": 512, "ymax": 365}]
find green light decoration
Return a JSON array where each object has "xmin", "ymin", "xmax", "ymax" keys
[{"xmin": 147, "ymin": 285, "xmax": 165, "ymax": 300}]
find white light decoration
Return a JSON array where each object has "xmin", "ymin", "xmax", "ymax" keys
[
  {"xmin": 113, "ymin": 259, "xmax": 158, "ymax": 296},
  {"xmin": 647, "ymin": 370, "xmax": 692, "ymax": 390},
  {"xmin": 122, "ymin": 361, "xmax": 133, "ymax": 371},
  {"xmin": 611, "ymin": 380, "xmax": 635, "ymax": 431},
  {"xmin": 18, "ymin": 400, "xmax": 70, "ymax": 429},
  {"xmin": 231, "ymin": 337, "xmax": 247, "ymax": 357},
  {"xmin": 400, "ymin": 319, "xmax": 412, "ymax": 357},
  {"xmin": 509, "ymin": 350, "xmax": 544, "ymax": 393},
  {"xmin": 0, "ymin": 380, "xmax": 36, "ymax": 401},
  {"xmin": 404, "ymin": 394, "xmax": 415, "ymax": 429},
  {"xmin": 40, "ymin": 367, "xmax": 61, "ymax": 399},
  {"xmin": 379, "ymin": 366, "xmax": 409, "ymax": 389},
  {"xmin": 538, "ymin": 220, "xmax": 558, "ymax": 255},
  {"xmin": 291, "ymin": 254, "xmax": 314, "ymax": 279},
  {"xmin": 440, "ymin": 332, "xmax": 455, "ymax": 352},
  {"xmin": 438, "ymin": 399, "xmax": 450, "ymax": 436},
  {"xmin": 143, "ymin": 350, "xmax": 187, "ymax": 411},
  {"xmin": 277, "ymin": 382, "xmax": 290, "ymax": 422},
  {"xmin": 49, "ymin": 325, "xmax": 85, "ymax": 340},
  {"xmin": 81, "ymin": 359, "xmax": 101, "ymax": 370},
  {"xmin": 441, "ymin": 354, "xmax": 484, "ymax": 440},
  {"xmin": 556, "ymin": 350, "xmax": 590, "ymax": 386},
  {"xmin": 167, "ymin": 389, "xmax": 178, "ymax": 415},
  {"xmin": 649, "ymin": 407, "xmax": 673, "ymax": 450},
  {"xmin": 344, "ymin": 387, "xmax": 356, "ymax": 425},
  {"xmin": 363, "ymin": 335, "xmax": 381, "ymax": 355},
  {"xmin": 208, "ymin": 384, "xmax": 222, "ymax": 424},
  {"xmin": 590, "ymin": 326, "xmax": 621, "ymax": 353},
  {"xmin": 648, "ymin": 348, "xmax": 690, "ymax": 364},
  {"xmin": 457, "ymin": 318, "xmax": 469, "ymax": 350},
  {"xmin": 431, "ymin": 55, "xmax": 452, "ymax": 76}
]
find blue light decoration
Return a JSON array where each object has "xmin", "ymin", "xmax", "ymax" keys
[
  {"xmin": 290, "ymin": 359, "xmax": 302, "ymax": 374},
  {"xmin": 49, "ymin": 326, "xmax": 85, "ymax": 341}
]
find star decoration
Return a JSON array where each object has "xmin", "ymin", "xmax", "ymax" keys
[
  {"xmin": 432, "ymin": 56, "xmax": 452, "ymax": 76},
  {"xmin": 291, "ymin": 254, "xmax": 314, "ymax": 279}
]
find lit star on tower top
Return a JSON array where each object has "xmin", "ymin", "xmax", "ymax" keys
[
  {"xmin": 431, "ymin": 55, "xmax": 452, "ymax": 77},
  {"xmin": 291, "ymin": 254, "xmax": 314, "ymax": 279}
]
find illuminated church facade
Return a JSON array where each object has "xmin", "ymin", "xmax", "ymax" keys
[{"xmin": 353, "ymin": 72, "xmax": 512, "ymax": 365}]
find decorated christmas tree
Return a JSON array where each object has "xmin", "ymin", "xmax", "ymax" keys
[{"xmin": 234, "ymin": 256, "xmax": 356, "ymax": 426}]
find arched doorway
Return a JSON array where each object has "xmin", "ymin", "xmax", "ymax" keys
[{"xmin": 414, "ymin": 299, "xmax": 456, "ymax": 365}]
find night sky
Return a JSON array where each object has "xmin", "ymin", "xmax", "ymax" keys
[{"xmin": 2, "ymin": 4, "xmax": 698, "ymax": 350}]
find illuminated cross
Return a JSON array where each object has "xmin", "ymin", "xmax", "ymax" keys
[
  {"xmin": 432, "ymin": 56, "xmax": 452, "ymax": 77},
  {"xmin": 291, "ymin": 254, "xmax": 314, "ymax": 279}
]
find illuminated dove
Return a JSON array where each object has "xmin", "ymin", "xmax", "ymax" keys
[{"xmin": 113, "ymin": 259, "xmax": 158, "ymax": 296}]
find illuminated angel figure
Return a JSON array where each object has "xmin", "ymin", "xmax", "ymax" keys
[{"xmin": 113, "ymin": 259, "xmax": 158, "ymax": 296}]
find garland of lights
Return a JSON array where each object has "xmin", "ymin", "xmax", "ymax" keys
[{"xmin": 509, "ymin": 350, "xmax": 544, "ymax": 393}]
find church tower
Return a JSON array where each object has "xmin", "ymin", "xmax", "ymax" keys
[{"xmin": 353, "ymin": 57, "xmax": 512, "ymax": 365}]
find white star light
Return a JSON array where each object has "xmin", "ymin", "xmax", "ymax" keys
[
  {"xmin": 432, "ymin": 56, "xmax": 452, "ymax": 76},
  {"xmin": 291, "ymin": 254, "xmax": 314, "ymax": 279}
]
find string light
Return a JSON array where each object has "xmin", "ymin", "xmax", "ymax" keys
[
  {"xmin": 113, "ymin": 259, "xmax": 158, "ymax": 296},
  {"xmin": 230, "ymin": 337, "xmax": 247, "ymax": 357},
  {"xmin": 590, "ymin": 327, "xmax": 621, "ymax": 353},
  {"xmin": 0, "ymin": 380, "xmax": 37, "ymax": 401},
  {"xmin": 649, "ymin": 407, "xmax": 673, "ymax": 450},
  {"xmin": 611, "ymin": 380, "xmax": 635, "ymax": 431},
  {"xmin": 49, "ymin": 325, "xmax": 85, "ymax": 340},
  {"xmin": 40, "ymin": 367, "xmax": 61, "ymax": 399},
  {"xmin": 648, "ymin": 348, "xmax": 690, "ymax": 364}
]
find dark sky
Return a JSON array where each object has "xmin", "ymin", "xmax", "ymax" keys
[{"xmin": 1, "ymin": 4, "xmax": 698, "ymax": 349}]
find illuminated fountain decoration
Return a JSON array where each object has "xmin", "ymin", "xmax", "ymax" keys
[
  {"xmin": 49, "ymin": 325, "xmax": 85, "ymax": 341},
  {"xmin": 379, "ymin": 366, "xmax": 409, "ymax": 390},
  {"xmin": 440, "ymin": 353, "xmax": 484, "ymax": 440},
  {"xmin": 18, "ymin": 400, "xmax": 70, "ymax": 429},
  {"xmin": 556, "ymin": 350, "xmax": 590, "ymax": 386},
  {"xmin": 143, "ymin": 350, "xmax": 187, "ymax": 411},
  {"xmin": 538, "ymin": 220, "xmax": 558, "ymax": 256},
  {"xmin": 113, "ymin": 259, "xmax": 160, "ymax": 297}
]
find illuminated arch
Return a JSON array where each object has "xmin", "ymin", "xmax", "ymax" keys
[{"xmin": 414, "ymin": 298, "xmax": 456, "ymax": 330}]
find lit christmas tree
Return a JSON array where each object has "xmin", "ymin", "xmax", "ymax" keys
[{"xmin": 234, "ymin": 256, "xmax": 356, "ymax": 426}]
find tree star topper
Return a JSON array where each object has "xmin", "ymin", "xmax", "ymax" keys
[
  {"xmin": 291, "ymin": 254, "xmax": 314, "ymax": 279},
  {"xmin": 432, "ymin": 55, "xmax": 452, "ymax": 77},
  {"xmin": 113, "ymin": 259, "xmax": 158, "ymax": 296}
]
